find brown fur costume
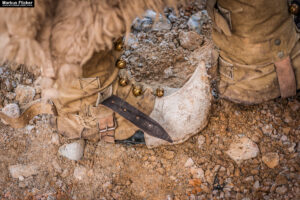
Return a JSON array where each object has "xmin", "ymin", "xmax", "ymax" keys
[{"xmin": 0, "ymin": 0, "xmax": 186, "ymax": 83}]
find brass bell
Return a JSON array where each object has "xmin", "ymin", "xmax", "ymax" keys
[
  {"xmin": 116, "ymin": 59, "xmax": 126, "ymax": 69},
  {"xmin": 115, "ymin": 42, "xmax": 123, "ymax": 51},
  {"xmin": 132, "ymin": 85, "xmax": 143, "ymax": 96},
  {"xmin": 119, "ymin": 77, "xmax": 129, "ymax": 87},
  {"xmin": 156, "ymin": 88, "xmax": 164, "ymax": 97},
  {"xmin": 290, "ymin": 3, "xmax": 299, "ymax": 15}
]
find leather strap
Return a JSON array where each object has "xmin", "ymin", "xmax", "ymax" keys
[
  {"xmin": 101, "ymin": 95, "xmax": 173, "ymax": 143},
  {"xmin": 207, "ymin": 0, "xmax": 232, "ymax": 37},
  {"xmin": 62, "ymin": 68, "xmax": 119, "ymax": 107},
  {"xmin": 0, "ymin": 99, "xmax": 57, "ymax": 128},
  {"xmin": 274, "ymin": 56, "xmax": 297, "ymax": 98}
]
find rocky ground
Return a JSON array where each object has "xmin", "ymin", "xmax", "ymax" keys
[
  {"xmin": 0, "ymin": 2, "xmax": 300, "ymax": 200},
  {"xmin": 121, "ymin": 3, "xmax": 213, "ymax": 88}
]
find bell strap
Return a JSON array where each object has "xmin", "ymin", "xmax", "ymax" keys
[
  {"xmin": 0, "ymin": 99, "xmax": 57, "ymax": 129},
  {"xmin": 274, "ymin": 56, "xmax": 297, "ymax": 98}
]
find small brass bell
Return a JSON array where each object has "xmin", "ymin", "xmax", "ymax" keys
[
  {"xmin": 156, "ymin": 88, "xmax": 164, "ymax": 97},
  {"xmin": 290, "ymin": 3, "xmax": 299, "ymax": 15},
  {"xmin": 119, "ymin": 77, "xmax": 129, "ymax": 87},
  {"xmin": 132, "ymin": 85, "xmax": 142, "ymax": 96},
  {"xmin": 115, "ymin": 42, "xmax": 123, "ymax": 51},
  {"xmin": 116, "ymin": 59, "xmax": 126, "ymax": 69}
]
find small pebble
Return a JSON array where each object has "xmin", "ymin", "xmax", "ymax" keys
[
  {"xmin": 51, "ymin": 134, "xmax": 60, "ymax": 145},
  {"xmin": 276, "ymin": 186, "xmax": 288, "ymax": 195},
  {"xmin": 262, "ymin": 152, "xmax": 279, "ymax": 169},
  {"xmin": 253, "ymin": 181, "xmax": 260, "ymax": 190},
  {"xmin": 1, "ymin": 103, "xmax": 20, "ymax": 124},
  {"xmin": 198, "ymin": 135, "xmax": 206, "ymax": 149},
  {"xmin": 74, "ymin": 166, "xmax": 87, "ymax": 181},
  {"xmin": 184, "ymin": 158, "xmax": 194, "ymax": 168},
  {"xmin": 226, "ymin": 137, "xmax": 259, "ymax": 164},
  {"xmin": 15, "ymin": 85, "xmax": 35, "ymax": 105}
]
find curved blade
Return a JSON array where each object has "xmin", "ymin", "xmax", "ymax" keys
[{"xmin": 102, "ymin": 95, "xmax": 173, "ymax": 143}]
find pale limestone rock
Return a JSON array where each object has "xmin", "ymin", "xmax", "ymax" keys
[
  {"xmin": 226, "ymin": 137, "xmax": 259, "ymax": 164},
  {"xmin": 9, "ymin": 164, "xmax": 39, "ymax": 179},
  {"xmin": 59, "ymin": 140, "xmax": 85, "ymax": 161}
]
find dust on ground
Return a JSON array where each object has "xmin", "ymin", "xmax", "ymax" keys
[
  {"xmin": 0, "ymin": 2, "xmax": 300, "ymax": 200},
  {"xmin": 122, "ymin": 2, "xmax": 214, "ymax": 88}
]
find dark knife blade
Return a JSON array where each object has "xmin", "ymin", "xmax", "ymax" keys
[{"xmin": 102, "ymin": 95, "xmax": 173, "ymax": 143}]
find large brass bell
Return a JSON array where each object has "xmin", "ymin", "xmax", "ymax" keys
[
  {"xmin": 132, "ymin": 85, "xmax": 143, "ymax": 96},
  {"xmin": 156, "ymin": 88, "xmax": 164, "ymax": 97},
  {"xmin": 290, "ymin": 3, "xmax": 300, "ymax": 15},
  {"xmin": 119, "ymin": 77, "xmax": 129, "ymax": 87},
  {"xmin": 116, "ymin": 59, "xmax": 126, "ymax": 69}
]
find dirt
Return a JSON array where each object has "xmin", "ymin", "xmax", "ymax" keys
[
  {"xmin": 123, "ymin": 33, "xmax": 214, "ymax": 88},
  {"xmin": 122, "ymin": 2, "xmax": 214, "ymax": 89},
  {"xmin": 0, "ymin": 2, "xmax": 300, "ymax": 200},
  {"xmin": 1, "ymin": 87, "xmax": 299, "ymax": 199}
]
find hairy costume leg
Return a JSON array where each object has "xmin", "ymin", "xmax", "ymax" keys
[{"xmin": 0, "ymin": 0, "xmax": 55, "ymax": 76}]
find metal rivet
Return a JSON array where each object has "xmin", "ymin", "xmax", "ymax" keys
[
  {"xmin": 116, "ymin": 60, "xmax": 126, "ymax": 69},
  {"xmin": 156, "ymin": 88, "xmax": 164, "ymax": 97},
  {"xmin": 274, "ymin": 39, "xmax": 281, "ymax": 46},
  {"xmin": 132, "ymin": 85, "xmax": 142, "ymax": 97}
]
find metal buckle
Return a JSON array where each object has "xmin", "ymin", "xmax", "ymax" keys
[{"xmin": 98, "ymin": 117, "xmax": 118, "ymax": 133}]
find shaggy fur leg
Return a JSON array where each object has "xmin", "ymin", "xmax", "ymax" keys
[
  {"xmin": 0, "ymin": 0, "xmax": 56, "ymax": 76},
  {"xmin": 50, "ymin": 0, "xmax": 104, "ymax": 82}
]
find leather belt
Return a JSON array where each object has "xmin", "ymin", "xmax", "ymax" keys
[
  {"xmin": 101, "ymin": 95, "xmax": 173, "ymax": 143},
  {"xmin": 0, "ymin": 99, "xmax": 57, "ymax": 128}
]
